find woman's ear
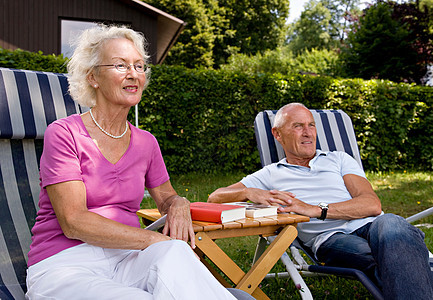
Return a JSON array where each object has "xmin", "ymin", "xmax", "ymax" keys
[{"xmin": 87, "ymin": 72, "xmax": 99, "ymax": 89}]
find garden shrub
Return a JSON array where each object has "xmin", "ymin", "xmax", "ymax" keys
[
  {"xmin": 0, "ymin": 48, "xmax": 67, "ymax": 73},
  {"xmin": 138, "ymin": 66, "xmax": 433, "ymax": 174},
  {"xmin": 2, "ymin": 49, "xmax": 432, "ymax": 174}
]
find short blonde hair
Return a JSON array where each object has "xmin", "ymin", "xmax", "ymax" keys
[{"xmin": 67, "ymin": 24, "xmax": 151, "ymax": 107}]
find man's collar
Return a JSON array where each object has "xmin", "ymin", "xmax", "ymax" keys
[{"xmin": 277, "ymin": 149, "xmax": 328, "ymax": 167}]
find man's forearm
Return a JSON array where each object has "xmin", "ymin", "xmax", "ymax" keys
[
  {"xmin": 325, "ymin": 195, "xmax": 382, "ymax": 220},
  {"xmin": 208, "ymin": 187, "xmax": 248, "ymax": 203}
]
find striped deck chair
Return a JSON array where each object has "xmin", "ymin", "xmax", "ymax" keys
[
  {"xmin": 0, "ymin": 67, "xmax": 88, "ymax": 300},
  {"xmin": 252, "ymin": 109, "xmax": 384, "ymax": 300}
]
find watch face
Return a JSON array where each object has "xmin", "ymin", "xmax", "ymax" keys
[{"xmin": 318, "ymin": 202, "xmax": 328, "ymax": 209}]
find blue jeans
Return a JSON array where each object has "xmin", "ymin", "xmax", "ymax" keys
[{"xmin": 316, "ymin": 214, "xmax": 433, "ymax": 299}]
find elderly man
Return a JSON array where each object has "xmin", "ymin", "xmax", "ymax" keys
[{"xmin": 209, "ymin": 103, "xmax": 433, "ymax": 299}]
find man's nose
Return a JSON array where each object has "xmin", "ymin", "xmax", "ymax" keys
[{"xmin": 303, "ymin": 126, "xmax": 314, "ymax": 136}]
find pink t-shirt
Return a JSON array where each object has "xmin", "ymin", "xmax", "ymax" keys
[{"xmin": 27, "ymin": 114, "xmax": 169, "ymax": 266}]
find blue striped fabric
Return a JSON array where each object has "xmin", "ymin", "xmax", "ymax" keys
[
  {"xmin": 0, "ymin": 68, "xmax": 88, "ymax": 139},
  {"xmin": 262, "ymin": 110, "xmax": 280, "ymax": 164},
  {"xmin": 15, "ymin": 72, "xmax": 37, "ymax": 138},
  {"xmin": 0, "ymin": 68, "xmax": 87, "ymax": 299},
  {"xmin": 254, "ymin": 109, "xmax": 362, "ymax": 169},
  {"xmin": 0, "ymin": 70, "xmax": 13, "ymax": 138},
  {"xmin": 318, "ymin": 110, "xmax": 337, "ymax": 152}
]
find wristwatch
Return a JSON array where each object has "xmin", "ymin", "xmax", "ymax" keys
[{"xmin": 317, "ymin": 202, "xmax": 329, "ymax": 220}]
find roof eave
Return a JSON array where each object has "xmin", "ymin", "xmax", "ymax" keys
[{"xmin": 120, "ymin": 0, "xmax": 186, "ymax": 64}]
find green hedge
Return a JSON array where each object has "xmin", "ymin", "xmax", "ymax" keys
[
  {"xmin": 1, "ymin": 49, "xmax": 432, "ymax": 173},
  {"xmin": 138, "ymin": 66, "xmax": 433, "ymax": 174},
  {"xmin": 0, "ymin": 48, "xmax": 68, "ymax": 73}
]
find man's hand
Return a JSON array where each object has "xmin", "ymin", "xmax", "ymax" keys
[
  {"xmin": 266, "ymin": 190, "xmax": 320, "ymax": 218},
  {"xmin": 244, "ymin": 188, "xmax": 295, "ymax": 206},
  {"xmin": 245, "ymin": 188, "xmax": 321, "ymax": 217}
]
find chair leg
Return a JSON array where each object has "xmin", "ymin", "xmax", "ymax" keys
[
  {"xmin": 252, "ymin": 236, "xmax": 268, "ymax": 265},
  {"xmin": 252, "ymin": 233, "xmax": 313, "ymax": 299},
  {"xmin": 266, "ymin": 236, "xmax": 313, "ymax": 300}
]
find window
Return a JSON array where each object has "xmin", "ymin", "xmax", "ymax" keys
[{"xmin": 61, "ymin": 20, "xmax": 98, "ymax": 58}]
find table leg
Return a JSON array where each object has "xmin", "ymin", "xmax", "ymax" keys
[
  {"xmin": 195, "ymin": 231, "xmax": 269, "ymax": 299},
  {"xmin": 195, "ymin": 231, "xmax": 246, "ymax": 284},
  {"xmin": 195, "ymin": 225, "xmax": 298, "ymax": 299},
  {"xmin": 236, "ymin": 225, "xmax": 298, "ymax": 294},
  {"xmin": 195, "ymin": 247, "xmax": 232, "ymax": 288}
]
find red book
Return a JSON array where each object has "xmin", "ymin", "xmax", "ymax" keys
[{"xmin": 190, "ymin": 202, "xmax": 246, "ymax": 224}]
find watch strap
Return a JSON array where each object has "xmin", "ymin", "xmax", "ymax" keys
[{"xmin": 318, "ymin": 203, "xmax": 328, "ymax": 220}]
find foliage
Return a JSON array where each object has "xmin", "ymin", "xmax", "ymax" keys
[
  {"xmin": 322, "ymin": 0, "xmax": 362, "ymax": 41},
  {"xmin": 325, "ymin": 78, "xmax": 433, "ymax": 171},
  {"xmin": 144, "ymin": 0, "xmax": 220, "ymax": 68},
  {"xmin": 287, "ymin": 0, "xmax": 361, "ymax": 54},
  {"xmin": 221, "ymin": 47, "xmax": 296, "ymax": 76},
  {"xmin": 215, "ymin": 0, "xmax": 290, "ymax": 58},
  {"xmin": 221, "ymin": 47, "xmax": 339, "ymax": 77},
  {"xmin": 391, "ymin": 0, "xmax": 433, "ymax": 82},
  {"xmin": 135, "ymin": 65, "xmax": 433, "ymax": 174},
  {"xmin": 292, "ymin": 48, "xmax": 339, "ymax": 76},
  {"xmin": 137, "ymin": 65, "xmax": 264, "ymax": 174},
  {"xmin": 340, "ymin": 1, "xmax": 432, "ymax": 84},
  {"xmin": 288, "ymin": 0, "xmax": 335, "ymax": 54},
  {"xmin": 3, "ymin": 49, "xmax": 432, "ymax": 174},
  {"xmin": 0, "ymin": 48, "xmax": 68, "ymax": 73},
  {"xmin": 144, "ymin": 0, "xmax": 290, "ymax": 68}
]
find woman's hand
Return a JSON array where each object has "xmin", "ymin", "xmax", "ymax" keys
[
  {"xmin": 149, "ymin": 181, "xmax": 196, "ymax": 249},
  {"xmin": 162, "ymin": 196, "xmax": 196, "ymax": 249}
]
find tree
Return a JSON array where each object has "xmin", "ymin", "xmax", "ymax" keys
[
  {"xmin": 144, "ymin": 0, "xmax": 290, "ymax": 68},
  {"xmin": 287, "ymin": 0, "xmax": 360, "ymax": 54},
  {"xmin": 145, "ymin": 0, "xmax": 222, "ymax": 68},
  {"xmin": 391, "ymin": 0, "xmax": 433, "ymax": 82},
  {"xmin": 215, "ymin": 0, "xmax": 289, "ymax": 63},
  {"xmin": 341, "ymin": 1, "xmax": 420, "ymax": 83},
  {"xmin": 288, "ymin": 0, "xmax": 334, "ymax": 54},
  {"xmin": 322, "ymin": 0, "xmax": 361, "ymax": 41}
]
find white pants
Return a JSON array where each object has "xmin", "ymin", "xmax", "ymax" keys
[{"xmin": 26, "ymin": 240, "xmax": 236, "ymax": 300}]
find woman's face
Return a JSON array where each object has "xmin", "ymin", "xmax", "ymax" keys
[{"xmin": 90, "ymin": 38, "xmax": 146, "ymax": 108}]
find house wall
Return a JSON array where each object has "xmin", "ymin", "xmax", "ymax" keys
[{"xmin": 0, "ymin": 0, "xmax": 158, "ymax": 64}]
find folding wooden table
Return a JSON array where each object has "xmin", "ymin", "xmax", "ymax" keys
[{"xmin": 137, "ymin": 208, "xmax": 309, "ymax": 300}]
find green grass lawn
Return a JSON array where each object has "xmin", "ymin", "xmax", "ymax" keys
[{"xmin": 141, "ymin": 171, "xmax": 433, "ymax": 299}]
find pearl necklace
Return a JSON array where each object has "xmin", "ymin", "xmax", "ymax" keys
[{"xmin": 89, "ymin": 109, "xmax": 128, "ymax": 139}]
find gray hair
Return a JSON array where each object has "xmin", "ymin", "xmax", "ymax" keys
[
  {"xmin": 273, "ymin": 103, "xmax": 308, "ymax": 128},
  {"xmin": 67, "ymin": 24, "xmax": 151, "ymax": 107}
]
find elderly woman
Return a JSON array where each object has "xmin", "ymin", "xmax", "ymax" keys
[{"xmin": 26, "ymin": 25, "xmax": 236, "ymax": 299}]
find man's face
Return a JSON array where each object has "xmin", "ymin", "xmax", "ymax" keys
[{"xmin": 272, "ymin": 107, "xmax": 317, "ymax": 162}]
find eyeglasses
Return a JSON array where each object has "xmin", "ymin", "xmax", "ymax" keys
[{"xmin": 96, "ymin": 63, "xmax": 148, "ymax": 73}]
